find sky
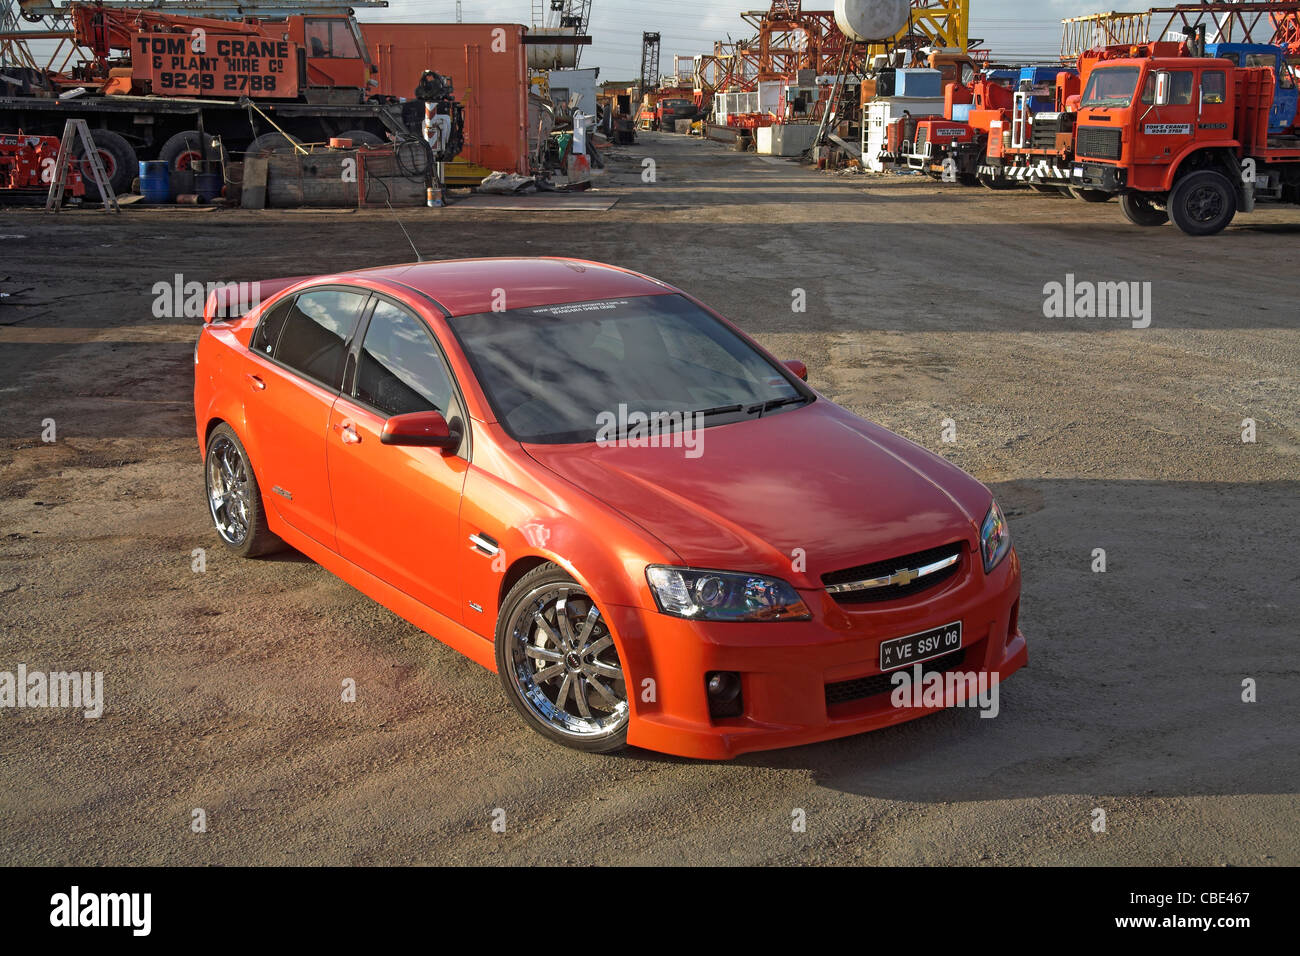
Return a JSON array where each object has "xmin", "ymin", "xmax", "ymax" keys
[{"xmin": 360, "ymin": 1, "xmax": 1104, "ymax": 79}]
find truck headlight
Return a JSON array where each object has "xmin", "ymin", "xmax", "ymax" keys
[
  {"xmin": 980, "ymin": 499, "xmax": 1012, "ymax": 573},
  {"xmin": 645, "ymin": 566, "xmax": 811, "ymax": 622}
]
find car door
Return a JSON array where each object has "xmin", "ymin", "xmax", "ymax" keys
[
  {"xmin": 326, "ymin": 296, "xmax": 470, "ymax": 622},
  {"xmin": 242, "ymin": 286, "xmax": 370, "ymax": 551}
]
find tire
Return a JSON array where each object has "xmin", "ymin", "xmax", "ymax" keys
[
  {"xmin": 1167, "ymin": 170, "xmax": 1237, "ymax": 236},
  {"xmin": 1121, "ymin": 191, "xmax": 1170, "ymax": 227},
  {"xmin": 204, "ymin": 423, "xmax": 284, "ymax": 558},
  {"xmin": 338, "ymin": 129, "xmax": 383, "ymax": 147},
  {"xmin": 1070, "ymin": 186, "xmax": 1112, "ymax": 203},
  {"xmin": 158, "ymin": 129, "xmax": 209, "ymax": 172},
  {"xmin": 72, "ymin": 128, "xmax": 135, "ymax": 200},
  {"xmin": 245, "ymin": 131, "xmax": 303, "ymax": 157},
  {"xmin": 495, "ymin": 564, "xmax": 630, "ymax": 754}
]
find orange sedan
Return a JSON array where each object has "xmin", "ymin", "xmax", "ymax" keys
[{"xmin": 193, "ymin": 258, "xmax": 1027, "ymax": 758}]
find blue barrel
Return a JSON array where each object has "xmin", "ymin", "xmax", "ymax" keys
[
  {"xmin": 195, "ymin": 171, "xmax": 222, "ymax": 203},
  {"xmin": 138, "ymin": 161, "xmax": 170, "ymax": 204}
]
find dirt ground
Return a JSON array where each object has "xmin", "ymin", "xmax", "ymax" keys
[{"xmin": 0, "ymin": 132, "xmax": 1296, "ymax": 865}]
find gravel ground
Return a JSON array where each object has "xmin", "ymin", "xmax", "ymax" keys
[{"xmin": 0, "ymin": 132, "xmax": 1296, "ymax": 865}]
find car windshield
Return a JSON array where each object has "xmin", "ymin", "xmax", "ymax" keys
[
  {"xmin": 1081, "ymin": 66, "xmax": 1141, "ymax": 107},
  {"xmin": 449, "ymin": 294, "xmax": 809, "ymax": 444}
]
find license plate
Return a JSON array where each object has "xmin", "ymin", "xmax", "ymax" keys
[{"xmin": 880, "ymin": 621, "xmax": 962, "ymax": 672}]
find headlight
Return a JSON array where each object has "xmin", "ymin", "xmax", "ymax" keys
[
  {"xmin": 645, "ymin": 566, "xmax": 811, "ymax": 622},
  {"xmin": 980, "ymin": 499, "xmax": 1012, "ymax": 573}
]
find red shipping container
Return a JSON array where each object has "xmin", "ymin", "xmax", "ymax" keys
[{"xmin": 361, "ymin": 22, "xmax": 530, "ymax": 175}]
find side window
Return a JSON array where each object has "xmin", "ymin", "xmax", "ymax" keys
[
  {"xmin": 251, "ymin": 298, "xmax": 292, "ymax": 355},
  {"xmin": 355, "ymin": 300, "xmax": 454, "ymax": 417},
  {"xmin": 274, "ymin": 288, "xmax": 367, "ymax": 390},
  {"xmin": 1170, "ymin": 71, "xmax": 1195, "ymax": 105},
  {"xmin": 1202, "ymin": 71, "xmax": 1226, "ymax": 105}
]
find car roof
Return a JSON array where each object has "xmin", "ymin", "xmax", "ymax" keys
[{"xmin": 343, "ymin": 257, "xmax": 674, "ymax": 317}]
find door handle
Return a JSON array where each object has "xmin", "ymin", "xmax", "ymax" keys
[
  {"xmin": 336, "ymin": 420, "xmax": 361, "ymax": 445},
  {"xmin": 246, "ymin": 373, "xmax": 266, "ymax": 391}
]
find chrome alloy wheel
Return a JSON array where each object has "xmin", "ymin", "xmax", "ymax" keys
[
  {"xmin": 506, "ymin": 584, "xmax": 629, "ymax": 739},
  {"xmin": 206, "ymin": 435, "xmax": 252, "ymax": 546}
]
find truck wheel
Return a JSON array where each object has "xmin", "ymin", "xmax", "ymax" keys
[
  {"xmin": 158, "ymin": 130, "xmax": 209, "ymax": 171},
  {"xmin": 1070, "ymin": 187, "xmax": 1112, "ymax": 203},
  {"xmin": 978, "ymin": 173, "xmax": 1015, "ymax": 190},
  {"xmin": 1121, "ymin": 192, "xmax": 1170, "ymax": 227},
  {"xmin": 245, "ymin": 131, "xmax": 303, "ymax": 157},
  {"xmin": 73, "ymin": 129, "xmax": 136, "ymax": 200},
  {"xmin": 338, "ymin": 129, "xmax": 383, "ymax": 147},
  {"xmin": 1168, "ymin": 170, "xmax": 1237, "ymax": 236}
]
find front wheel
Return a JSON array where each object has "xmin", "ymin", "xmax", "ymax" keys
[
  {"xmin": 496, "ymin": 564, "xmax": 630, "ymax": 753},
  {"xmin": 1168, "ymin": 170, "xmax": 1237, "ymax": 236},
  {"xmin": 1121, "ymin": 191, "xmax": 1170, "ymax": 227},
  {"xmin": 1070, "ymin": 186, "xmax": 1113, "ymax": 203}
]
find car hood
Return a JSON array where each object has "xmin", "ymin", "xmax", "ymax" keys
[{"xmin": 523, "ymin": 401, "xmax": 990, "ymax": 588}]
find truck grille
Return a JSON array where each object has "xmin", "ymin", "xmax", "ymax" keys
[
  {"xmin": 822, "ymin": 542, "xmax": 964, "ymax": 605},
  {"xmin": 1076, "ymin": 126, "xmax": 1122, "ymax": 160},
  {"xmin": 825, "ymin": 649, "xmax": 967, "ymax": 707},
  {"xmin": 914, "ymin": 126, "xmax": 929, "ymax": 154}
]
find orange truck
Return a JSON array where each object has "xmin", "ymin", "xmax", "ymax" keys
[
  {"xmin": 0, "ymin": 2, "xmax": 498, "ymax": 198},
  {"xmin": 1073, "ymin": 53, "xmax": 1300, "ymax": 234}
]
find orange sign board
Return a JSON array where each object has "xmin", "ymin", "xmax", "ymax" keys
[{"xmin": 131, "ymin": 33, "xmax": 300, "ymax": 98}]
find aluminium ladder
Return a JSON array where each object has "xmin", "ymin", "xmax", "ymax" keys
[{"xmin": 45, "ymin": 119, "xmax": 119, "ymax": 213}]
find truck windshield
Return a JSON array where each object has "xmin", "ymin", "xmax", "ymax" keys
[{"xmin": 1081, "ymin": 66, "xmax": 1140, "ymax": 107}]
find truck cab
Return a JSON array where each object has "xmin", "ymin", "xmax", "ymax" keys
[
  {"xmin": 1074, "ymin": 56, "xmax": 1300, "ymax": 235},
  {"xmin": 1073, "ymin": 57, "xmax": 1239, "ymax": 194}
]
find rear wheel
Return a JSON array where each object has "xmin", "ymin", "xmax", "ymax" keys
[
  {"xmin": 1121, "ymin": 191, "xmax": 1170, "ymax": 227},
  {"xmin": 204, "ymin": 424, "xmax": 283, "ymax": 558},
  {"xmin": 1167, "ymin": 170, "xmax": 1237, "ymax": 236},
  {"xmin": 496, "ymin": 564, "xmax": 630, "ymax": 753},
  {"xmin": 158, "ymin": 129, "xmax": 209, "ymax": 172},
  {"xmin": 73, "ymin": 128, "xmax": 135, "ymax": 200}
]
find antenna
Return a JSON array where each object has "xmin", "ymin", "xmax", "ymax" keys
[{"xmin": 369, "ymin": 174, "xmax": 424, "ymax": 263}]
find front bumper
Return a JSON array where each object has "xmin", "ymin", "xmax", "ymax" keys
[
  {"xmin": 610, "ymin": 550, "xmax": 1027, "ymax": 760},
  {"xmin": 1074, "ymin": 160, "xmax": 1125, "ymax": 192}
]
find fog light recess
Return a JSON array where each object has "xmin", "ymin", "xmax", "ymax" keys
[{"xmin": 706, "ymin": 671, "xmax": 743, "ymax": 719}]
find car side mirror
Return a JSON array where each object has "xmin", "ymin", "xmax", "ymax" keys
[
  {"xmin": 783, "ymin": 359, "xmax": 808, "ymax": 382},
  {"xmin": 1154, "ymin": 71, "xmax": 1172, "ymax": 106},
  {"xmin": 380, "ymin": 410, "xmax": 461, "ymax": 452}
]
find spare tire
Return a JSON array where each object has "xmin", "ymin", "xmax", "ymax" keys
[
  {"xmin": 338, "ymin": 129, "xmax": 383, "ymax": 147},
  {"xmin": 245, "ymin": 131, "xmax": 303, "ymax": 158},
  {"xmin": 72, "ymin": 128, "xmax": 136, "ymax": 200}
]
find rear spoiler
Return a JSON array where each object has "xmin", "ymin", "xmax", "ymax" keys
[{"xmin": 202, "ymin": 274, "xmax": 313, "ymax": 324}]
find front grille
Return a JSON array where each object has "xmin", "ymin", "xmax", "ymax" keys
[
  {"xmin": 1076, "ymin": 126, "xmax": 1122, "ymax": 160},
  {"xmin": 822, "ymin": 542, "xmax": 964, "ymax": 605},
  {"xmin": 825, "ymin": 649, "xmax": 967, "ymax": 707},
  {"xmin": 915, "ymin": 126, "xmax": 929, "ymax": 154}
]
